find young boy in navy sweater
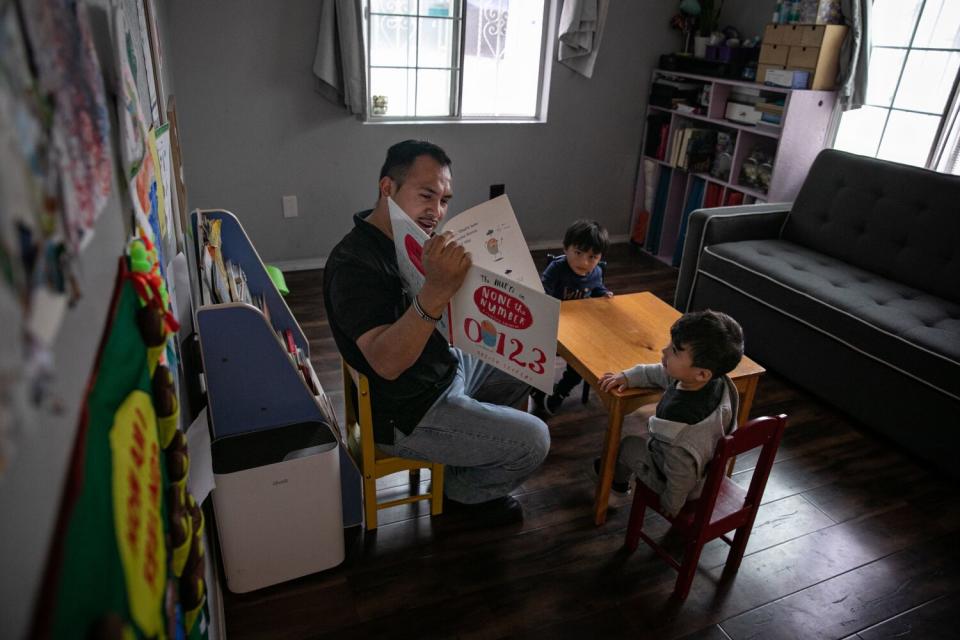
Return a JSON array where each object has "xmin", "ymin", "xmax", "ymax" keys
[{"xmin": 533, "ymin": 219, "xmax": 613, "ymax": 414}]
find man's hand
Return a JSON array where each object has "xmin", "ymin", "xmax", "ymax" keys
[
  {"xmin": 419, "ymin": 231, "xmax": 471, "ymax": 316},
  {"xmin": 599, "ymin": 372, "xmax": 629, "ymax": 393}
]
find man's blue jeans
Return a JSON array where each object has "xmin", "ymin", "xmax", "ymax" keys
[{"xmin": 379, "ymin": 348, "xmax": 551, "ymax": 504}]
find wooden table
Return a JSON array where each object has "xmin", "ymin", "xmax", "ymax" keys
[{"xmin": 557, "ymin": 292, "xmax": 765, "ymax": 525}]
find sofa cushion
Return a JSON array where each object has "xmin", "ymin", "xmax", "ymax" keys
[
  {"xmin": 783, "ymin": 149, "xmax": 960, "ymax": 304},
  {"xmin": 698, "ymin": 239, "xmax": 960, "ymax": 401}
]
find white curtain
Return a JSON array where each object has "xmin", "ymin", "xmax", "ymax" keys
[
  {"xmin": 837, "ymin": 0, "xmax": 871, "ymax": 111},
  {"xmin": 557, "ymin": 0, "xmax": 609, "ymax": 79},
  {"xmin": 313, "ymin": 0, "xmax": 366, "ymax": 115},
  {"xmin": 933, "ymin": 80, "xmax": 960, "ymax": 173}
]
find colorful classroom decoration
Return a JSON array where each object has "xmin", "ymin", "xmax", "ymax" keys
[
  {"xmin": 35, "ymin": 242, "xmax": 206, "ymax": 639},
  {"xmin": 1, "ymin": 0, "xmax": 115, "ymax": 478}
]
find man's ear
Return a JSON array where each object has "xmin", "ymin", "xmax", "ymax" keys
[
  {"xmin": 379, "ymin": 176, "xmax": 396, "ymax": 199},
  {"xmin": 695, "ymin": 368, "xmax": 713, "ymax": 383}
]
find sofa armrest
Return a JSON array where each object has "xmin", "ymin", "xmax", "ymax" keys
[{"xmin": 674, "ymin": 203, "xmax": 792, "ymax": 312}]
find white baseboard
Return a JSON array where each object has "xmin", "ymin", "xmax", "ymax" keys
[
  {"xmin": 269, "ymin": 257, "xmax": 326, "ymax": 272},
  {"xmin": 272, "ymin": 235, "xmax": 630, "ymax": 272}
]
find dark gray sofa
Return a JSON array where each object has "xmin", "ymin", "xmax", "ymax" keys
[{"xmin": 675, "ymin": 149, "xmax": 960, "ymax": 475}]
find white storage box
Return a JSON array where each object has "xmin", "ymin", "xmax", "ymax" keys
[
  {"xmin": 763, "ymin": 68, "xmax": 811, "ymax": 89},
  {"xmin": 212, "ymin": 421, "xmax": 344, "ymax": 593},
  {"xmin": 725, "ymin": 102, "xmax": 763, "ymax": 125}
]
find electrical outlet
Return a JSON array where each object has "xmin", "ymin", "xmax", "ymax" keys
[{"xmin": 282, "ymin": 195, "xmax": 298, "ymax": 218}]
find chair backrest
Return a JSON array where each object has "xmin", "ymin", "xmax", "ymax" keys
[
  {"xmin": 341, "ymin": 359, "xmax": 376, "ymax": 471},
  {"xmin": 690, "ymin": 414, "xmax": 788, "ymax": 531}
]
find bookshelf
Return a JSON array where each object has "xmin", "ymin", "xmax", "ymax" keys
[
  {"xmin": 191, "ymin": 209, "xmax": 362, "ymax": 527},
  {"xmin": 633, "ymin": 69, "xmax": 836, "ymax": 266}
]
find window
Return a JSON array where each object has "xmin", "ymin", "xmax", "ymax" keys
[
  {"xmin": 833, "ymin": 0, "xmax": 960, "ymax": 170},
  {"xmin": 366, "ymin": 0, "xmax": 549, "ymax": 121}
]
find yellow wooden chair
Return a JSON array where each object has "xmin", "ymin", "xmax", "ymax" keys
[{"xmin": 341, "ymin": 360, "xmax": 444, "ymax": 530}]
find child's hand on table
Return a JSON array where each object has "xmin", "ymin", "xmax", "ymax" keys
[{"xmin": 599, "ymin": 372, "xmax": 628, "ymax": 393}]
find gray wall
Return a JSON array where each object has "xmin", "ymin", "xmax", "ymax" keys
[
  {"xmin": 722, "ymin": 0, "xmax": 777, "ymax": 41},
  {"xmin": 166, "ymin": 0, "xmax": 678, "ymax": 266}
]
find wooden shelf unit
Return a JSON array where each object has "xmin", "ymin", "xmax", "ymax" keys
[{"xmin": 633, "ymin": 69, "xmax": 836, "ymax": 266}]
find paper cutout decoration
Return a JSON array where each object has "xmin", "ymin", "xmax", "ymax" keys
[{"xmin": 21, "ymin": 0, "xmax": 113, "ymax": 247}]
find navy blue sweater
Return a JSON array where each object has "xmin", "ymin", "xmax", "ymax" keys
[{"xmin": 541, "ymin": 255, "xmax": 610, "ymax": 301}]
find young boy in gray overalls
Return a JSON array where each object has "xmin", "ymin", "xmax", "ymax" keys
[{"xmin": 598, "ymin": 310, "xmax": 744, "ymax": 516}]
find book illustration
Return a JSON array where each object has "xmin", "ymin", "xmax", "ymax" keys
[
  {"xmin": 405, "ymin": 234, "xmax": 425, "ymax": 275},
  {"xmin": 484, "ymin": 225, "xmax": 505, "ymax": 262}
]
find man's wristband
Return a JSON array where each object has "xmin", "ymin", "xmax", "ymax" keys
[{"xmin": 412, "ymin": 294, "xmax": 442, "ymax": 323}]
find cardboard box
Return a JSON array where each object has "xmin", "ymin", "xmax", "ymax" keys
[
  {"xmin": 761, "ymin": 23, "xmax": 848, "ymax": 90},
  {"xmin": 788, "ymin": 45, "xmax": 820, "ymax": 68},
  {"xmin": 799, "ymin": 24, "xmax": 826, "ymax": 46},
  {"xmin": 764, "ymin": 24, "xmax": 805, "ymax": 45},
  {"xmin": 759, "ymin": 43, "xmax": 789, "ymax": 66}
]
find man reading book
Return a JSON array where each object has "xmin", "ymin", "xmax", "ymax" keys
[{"xmin": 323, "ymin": 140, "xmax": 550, "ymax": 520}]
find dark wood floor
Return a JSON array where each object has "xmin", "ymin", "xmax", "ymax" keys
[{"xmin": 223, "ymin": 244, "xmax": 960, "ymax": 639}]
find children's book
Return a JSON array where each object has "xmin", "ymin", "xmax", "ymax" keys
[{"xmin": 389, "ymin": 195, "xmax": 560, "ymax": 394}]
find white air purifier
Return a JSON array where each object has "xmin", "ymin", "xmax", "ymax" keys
[{"xmin": 212, "ymin": 421, "xmax": 345, "ymax": 593}]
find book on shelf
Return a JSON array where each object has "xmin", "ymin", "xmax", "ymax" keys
[
  {"xmin": 670, "ymin": 127, "xmax": 689, "ymax": 167},
  {"xmin": 760, "ymin": 112, "xmax": 783, "ymax": 125},
  {"xmin": 756, "ymin": 101, "xmax": 785, "ymax": 114},
  {"xmin": 646, "ymin": 169, "xmax": 672, "ymax": 255},
  {"xmin": 672, "ymin": 177, "xmax": 706, "ymax": 267},
  {"xmin": 724, "ymin": 190, "xmax": 745, "ymax": 206},
  {"xmin": 656, "ymin": 123, "xmax": 670, "ymax": 161},
  {"xmin": 704, "ymin": 182, "xmax": 724, "ymax": 209},
  {"xmin": 645, "ymin": 112, "xmax": 671, "ymax": 161},
  {"xmin": 197, "ymin": 214, "xmax": 253, "ymax": 306},
  {"xmin": 756, "ymin": 98, "xmax": 785, "ymax": 126}
]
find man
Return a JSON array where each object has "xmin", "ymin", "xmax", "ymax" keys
[{"xmin": 324, "ymin": 140, "xmax": 550, "ymax": 517}]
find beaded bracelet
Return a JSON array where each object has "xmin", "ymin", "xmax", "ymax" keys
[{"xmin": 412, "ymin": 294, "xmax": 442, "ymax": 323}]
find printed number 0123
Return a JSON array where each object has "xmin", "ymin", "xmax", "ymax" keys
[{"xmin": 463, "ymin": 318, "xmax": 547, "ymax": 375}]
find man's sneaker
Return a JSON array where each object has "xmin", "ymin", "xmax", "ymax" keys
[
  {"xmin": 593, "ymin": 458, "xmax": 631, "ymax": 495},
  {"xmin": 545, "ymin": 392, "xmax": 566, "ymax": 414}
]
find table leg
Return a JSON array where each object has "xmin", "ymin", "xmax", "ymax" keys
[
  {"xmin": 593, "ymin": 398, "xmax": 625, "ymax": 526},
  {"xmin": 737, "ymin": 375, "xmax": 760, "ymax": 427}
]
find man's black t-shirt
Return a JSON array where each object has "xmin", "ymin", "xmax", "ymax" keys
[
  {"xmin": 656, "ymin": 378, "xmax": 724, "ymax": 425},
  {"xmin": 323, "ymin": 210, "xmax": 457, "ymax": 443}
]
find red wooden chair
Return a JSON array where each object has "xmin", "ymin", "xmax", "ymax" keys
[{"xmin": 624, "ymin": 414, "xmax": 787, "ymax": 600}]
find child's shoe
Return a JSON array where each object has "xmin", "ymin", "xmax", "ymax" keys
[
  {"xmin": 593, "ymin": 458, "xmax": 631, "ymax": 495},
  {"xmin": 545, "ymin": 391, "xmax": 567, "ymax": 414},
  {"xmin": 530, "ymin": 389, "xmax": 549, "ymax": 415}
]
